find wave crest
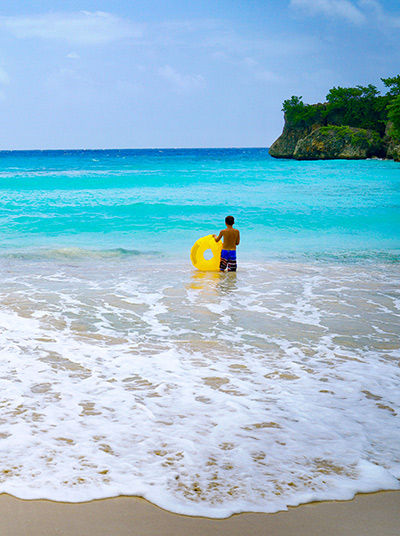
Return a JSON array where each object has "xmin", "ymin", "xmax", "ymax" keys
[{"xmin": 4, "ymin": 247, "xmax": 160, "ymax": 260}]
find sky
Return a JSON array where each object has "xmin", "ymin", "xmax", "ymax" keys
[{"xmin": 0, "ymin": 0, "xmax": 399, "ymax": 149}]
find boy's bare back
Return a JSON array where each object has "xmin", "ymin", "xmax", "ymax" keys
[{"xmin": 215, "ymin": 227, "xmax": 240, "ymax": 250}]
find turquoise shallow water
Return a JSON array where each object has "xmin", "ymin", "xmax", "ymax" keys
[
  {"xmin": 1, "ymin": 148, "xmax": 399, "ymax": 261},
  {"xmin": 0, "ymin": 149, "xmax": 399, "ymax": 516}
]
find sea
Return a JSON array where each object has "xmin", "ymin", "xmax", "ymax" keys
[{"xmin": 0, "ymin": 148, "xmax": 399, "ymax": 517}]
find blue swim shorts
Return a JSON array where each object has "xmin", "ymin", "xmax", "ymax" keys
[{"xmin": 220, "ymin": 249, "xmax": 237, "ymax": 272}]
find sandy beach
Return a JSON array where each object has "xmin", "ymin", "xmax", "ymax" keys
[{"xmin": 0, "ymin": 491, "xmax": 399, "ymax": 536}]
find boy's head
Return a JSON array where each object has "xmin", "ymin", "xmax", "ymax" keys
[{"xmin": 225, "ymin": 215, "xmax": 235, "ymax": 226}]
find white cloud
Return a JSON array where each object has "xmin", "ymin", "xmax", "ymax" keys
[
  {"xmin": 204, "ymin": 30, "xmax": 315, "ymax": 57},
  {"xmin": 140, "ymin": 19, "xmax": 316, "ymax": 61},
  {"xmin": 291, "ymin": 0, "xmax": 400, "ymax": 28},
  {"xmin": 254, "ymin": 69, "xmax": 281, "ymax": 83},
  {"xmin": 0, "ymin": 11, "xmax": 141, "ymax": 45},
  {"xmin": 239, "ymin": 57, "xmax": 281, "ymax": 82},
  {"xmin": 358, "ymin": 0, "xmax": 400, "ymax": 28},
  {"xmin": 158, "ymin": 65, "xmax": 205, "ymax": 92},
  {"xmin": 211, "ymin": 54, "xmax": 280, "ymax": 84},
  {"xmin": 0, "ymin": 11, "xmax": 317, "ymax": 61},
  {"xmin": 290, "ymin": 0, "xmax": 366, "ymax": 24},
  {"xmin": 66, "ymin": 52, "xmax": 80, "ymax": 59},
  {"xmin": 242, "ymin": 57, "xmax": 258, "ymax": 68}
]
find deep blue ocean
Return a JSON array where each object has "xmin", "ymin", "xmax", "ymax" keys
[
  {"xmin": 0, "ymin": 148, "xmax": 399, "ymax": 516},
  {"xmin": 1, "ymin": 148, "xmax": 399, "ymax": 261}
]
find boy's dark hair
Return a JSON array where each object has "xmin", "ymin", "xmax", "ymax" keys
[{"xmin": 225, "ymin": 215, "xmax": 235, "ymax": 226}]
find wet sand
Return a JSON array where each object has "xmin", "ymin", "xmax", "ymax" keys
[{"xmin": 1, "ymin": 491, "xmax": 399, "ymax": 536}]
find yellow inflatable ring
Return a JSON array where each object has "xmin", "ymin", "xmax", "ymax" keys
[{"xmin": 190, "ymin": 234, "xmax": 222, "ymax": 271}]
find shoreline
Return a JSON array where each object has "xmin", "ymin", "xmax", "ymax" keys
[{"xmin": 1, "ymin": 490, "xmax": 399, "ymax": 536}]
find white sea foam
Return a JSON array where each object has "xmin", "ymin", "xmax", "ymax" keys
[{"xmin": 0, "ymin": 259, "xmax": 399, "ymax": 517}]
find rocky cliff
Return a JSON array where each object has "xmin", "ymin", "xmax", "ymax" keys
[
  {"xmin": 269, "ymin": 119, "xmax": 387, "ymax": 160},
  {"xmin": 384, "ymin": 121, "xmax": 400, "ymax": 161},
  {"xmin": 293, "ymin": 126, "xmax": 383, "ymax": 160},
  {"xmin": 387, "ymin": 143, "xmax": 400, "ymax": 161},
  {"xmin": 268, "ymin": 123, "xmax": 311, "ymax": 158}
]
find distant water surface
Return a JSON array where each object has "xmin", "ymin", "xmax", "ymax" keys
[
  {"xmin": 0, "ymin": 149, "xmax": 399, "ymax": 516},
  {"xmin": 0, "ymin": 148, "xmax": 399, "ymax": 261}
]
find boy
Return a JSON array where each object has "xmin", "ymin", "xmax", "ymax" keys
[{"xmin": 213, "ymin": 215, "xmax": 240, "ymax": 272}]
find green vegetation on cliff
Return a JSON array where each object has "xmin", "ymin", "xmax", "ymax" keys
[
  {"xmin": 318, "ymin": 125, "xmax": 381, "ymax": 149},
  {"xmin": 295, "ymin": 126, "xmax": 384, "ymax": 160},
  {"xmin": 282, "ymin": 76, "xmax": 400, "ymax": 140}
]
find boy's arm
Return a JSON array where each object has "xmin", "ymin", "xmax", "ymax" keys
[
  {"xmin": 214, "ymin": 230, "xmax": 223, "ymax": 242},
  {"xmin": 236, "ymin": 230, "xmax": 240, "ymax": 245}
]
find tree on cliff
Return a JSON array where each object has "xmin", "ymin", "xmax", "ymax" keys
[
  {"xmin": 382, "ymin": 76, "xmax": 400, "ymax": 140},
  {"xmin": 386, "ymin": 97, "xmax": 400, "ymax": 139},
  {"xmin": 325, "ymin": 85, "xmax": 387, "ymax": 135},
  {"xmin": 381, "ymin": 75, "xmax": 400, "ymax": 96},
  {"xmin": 282, "ymin": 96, "xmax": 325, "ymax": 128}
]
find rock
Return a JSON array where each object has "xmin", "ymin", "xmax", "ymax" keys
[
  {"xmin": 293, "ymin": 126, "xmax": 383, "ymax": 160},
  {"xmin": 269, "ymin": 103, "xmax": 326, "ymax": 158},
  {"xmin": 269, "ymin": 123, "xmax": 310, "ymax": 158},
  {"xmin": 384, "ymin": 121, "xmax": 400, "ymax": 161},
  {"xmin": 387, "ymin": 144, "xmax": 400, "ymax": 161}
]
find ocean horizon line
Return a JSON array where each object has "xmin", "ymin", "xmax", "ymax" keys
[{"xmin": 0, "ymin": 146, "xmax": 270, "ymax": 153}]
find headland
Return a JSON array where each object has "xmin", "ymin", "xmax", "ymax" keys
[{"xmin": 269, "ymin": 75, "xmax": 400, "ymax": 161}]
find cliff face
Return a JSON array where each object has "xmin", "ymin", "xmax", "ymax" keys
[
  {"xmin": 269, "ymin": 114, "xmax": 397, "ymax": 161},
  {"xmin": 387, "ymin": 144, "xmax": 400, "ymax": 161},
  {"xmin": 268, "ymin": 121, "xmax": 311, "ymax": 158},
  {"xmin": 384, "ymin": 121, "xmax": 400, "ymax": 162},
  {"xmin": 293, "ymin": 126, "xmax": 383, "ymax": 160}
]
